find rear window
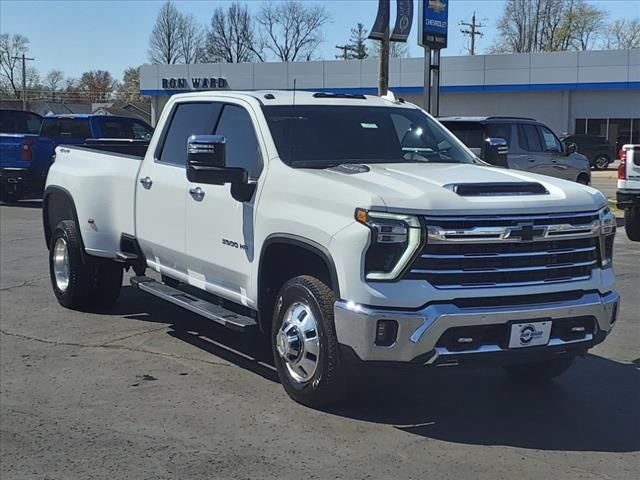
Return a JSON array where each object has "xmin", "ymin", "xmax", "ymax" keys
[
  {"xmin": 441, "ymin": 122, "xmax": 485, "ymax": 149},
  {"xmin": 41, "ymin": 118, "xmax": 91, "ymax": 138},
  {"xmin": 0, "ymin": 110, "xmax": 42, "ymax": 134},
  {"xmin": 95, "ymin": 118, "xmax": 153, "ymax": 140}
]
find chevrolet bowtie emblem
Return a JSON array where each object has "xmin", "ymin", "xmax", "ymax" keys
[{"xmin": 507, "ymin": 223, "xmax": 546, "ymax": 241}]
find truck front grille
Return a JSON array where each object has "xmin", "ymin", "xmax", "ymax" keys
[{"xmin": 407, "ymin": 211, "xmax": 601, "ymax": 289}]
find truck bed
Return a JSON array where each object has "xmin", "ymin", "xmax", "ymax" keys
[{"xmin": 46, "ymin": 144, "xmax": 145, "ymax": 256}]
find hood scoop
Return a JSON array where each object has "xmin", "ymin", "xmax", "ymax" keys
[
  {"xmin": 329, "ymin": 163, "xmax": 371, "ymax": 174},
  {"xmin": 445, "ymin": 182, "xmax": 549, "ymax": 197}
]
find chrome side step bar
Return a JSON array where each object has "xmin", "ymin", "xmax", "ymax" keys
[{"xmin": 130, "ymin": 276, "xmax": 257, "ymax": 332}]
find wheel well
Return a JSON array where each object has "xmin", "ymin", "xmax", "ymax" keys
[
  {"xmin": 43, "ymin": 188, "xmax": 79, "ymax": 249},
  {"xmin": 258, "ymin": 240, "xmax": 339, "ymax": 334}
]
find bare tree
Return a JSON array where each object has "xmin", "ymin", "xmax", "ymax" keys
[
  {"xmin": 180, "ymin": 13, "xmax": 205, "ymax": 63},
  {"xmin": 492, "ymin": 0, "xmax": 608, "ymax": 53},
  {"xmin": 77, "ymin": 70, "xmax": 116, "ymax": 102},
  {"xmin": 206, "ymin": 2, "xmax": 264, "ymax": 62},
  {"xmin": 0, "ymin": 33, "xmax": 30, "ymax": 98},
  {"xmin": 45, "ymin": 69, "xmax": 64, "ymax": 100},
  {"xmin": 603, "ymin": 18, "xmax": 640, "ymax": 49},
  {"xmin": 148, "ymin": 1, "xmax": 183, "ymax": 64},
  {"xmin": 257, "ymin": 1, "xmax": 330, "ymax": 62},
  {"xmin": 372, "ymin": 40, "xmax": 408, "ymax": 59},
  {"xmin": 568, "ymin": 0, "xmax": 607, "ymax": 50}
]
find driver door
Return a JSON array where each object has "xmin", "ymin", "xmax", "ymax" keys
[{"xmin": 538, "ymin": 125, "xmax": 572, "ymax": 180}]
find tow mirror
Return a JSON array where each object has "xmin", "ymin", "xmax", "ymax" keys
[
  {"xmin": 186, "ymin": 135, "xmax": 247, "ymax": 186},
  {"xmin": 565, "ymin": 141, "xmax": 577, "ymax": 156},
  {"xmin": 483, "ymin": 137, "xmax": 509, "ymax": 167}
]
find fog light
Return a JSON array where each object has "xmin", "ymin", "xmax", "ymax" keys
[{"xmin": 375, "ymin": 320, "xmax": 398, "ymax": 347}]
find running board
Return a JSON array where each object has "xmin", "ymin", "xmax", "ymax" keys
[{"xmin": 130, "ymin": 276, "xmax": 257, "ymax": 332}]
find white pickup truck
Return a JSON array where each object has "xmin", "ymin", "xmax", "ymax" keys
[
  {"xmin": 617, "ymin": 144, "xmax": 640, "ymax": 241},
  {"xmin": 43, "ymin": 91, "xmax": 620, "ymax": 406}
]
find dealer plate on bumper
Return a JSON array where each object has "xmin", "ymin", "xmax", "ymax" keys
[{"xmin": 508, "ymin": 321, "xmax": 551, "ymax": 349}]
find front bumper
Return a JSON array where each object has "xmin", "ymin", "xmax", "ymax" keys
[
  {"xmin": 617, "ymin": 189, "xmax": 640, "ymax": 209},
  {"xmin": 334, "ymin": 290, "xmax": 619, "ymax": 366}
]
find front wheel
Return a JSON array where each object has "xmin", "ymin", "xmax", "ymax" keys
[
  {"xmin": 624, "ymin": 207, "xmax": 640, "ymax": 241},
  {"xmin": 577, "ymin": 173, "xmax": 590, "ymax": 185},
  {"xmin": 503, "ymin": 356, "xmax": 575, "ymax": 381},
  {"xmin": 272, "ymin": 275, "xmax": 348, "ymax": 407}
]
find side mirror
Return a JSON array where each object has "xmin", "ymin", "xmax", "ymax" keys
[
  {"xmin": 483, "ymin": 137, "xmax": 509, "ymax": 167},
  {"xmin": 186, "ymin": 135, "xmax": 247, "ymax": 185},
  {"xmin": 565, "ymin": 142, "xmax": 577, "ymax": 156}
]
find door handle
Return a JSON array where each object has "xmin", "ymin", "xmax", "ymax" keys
[
  {"xmin": 189, "ymin": 186, "xmax": 205, "ymax": 201},
  {"xmin": 139, "ymin": 176, "xmax": 153, "ymax": 189}
]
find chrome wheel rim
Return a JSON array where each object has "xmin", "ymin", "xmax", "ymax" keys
[
  {"xmin": 595, "ymin": 157, "xmax": 608, "ymax": 169},
  {"xmin": 276, "ymin": 301, "xmax": 320, "ymax": 384},
  {"xmin": 53, "ymin": 237, "xmax": 70, "ymax": 292}
]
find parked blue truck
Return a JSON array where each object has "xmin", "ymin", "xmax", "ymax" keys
[{"xmin": 0, "ymin": 111, "xmax": 153, "ymax": 202}]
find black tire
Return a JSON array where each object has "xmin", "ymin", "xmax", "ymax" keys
[
  {"xmin": 271, "ymin": 275, "xmax": 348, "ymax": 407},
  {"xmin": 49, "ymin": 220, "xmax": 92, "ymax": 309},
  {"xmin": 88, "ymin": 261, "xmax": 123, "ymax": 308},
  {"xmin": 624, "ymin": 207, "xmax": 640, "ymax": 241},
  {"xmin": 49, "ymin": 220, "xmax": 123, "ymax": 309},
  {"xmin": 593, "ymin": 155, "xmax": 610, "ymax": 170},
  {"xmin": 577, "ymin": 173, "xmax": 590, "ymax": 185},
  {"xmin": 503, "ymin": 356, "xmax": 575, "ymax": 381}
]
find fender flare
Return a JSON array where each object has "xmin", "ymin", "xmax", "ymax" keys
[
  {"xmin": 258, "ymin": 233, "xmax": 341, "ymax": 297},
  {"xmin": 42, "ymin": 185, "xmax": 82, "ymax": 249}
]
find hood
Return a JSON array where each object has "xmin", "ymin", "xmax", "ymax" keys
[{"xmin": 306, "ymin": 163, "xmax": 607, "ymax": 215}]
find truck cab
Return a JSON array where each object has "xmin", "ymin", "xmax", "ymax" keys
[{"xmin": 43, "ymin": 91, "xmax": 620, "ymax": 407}]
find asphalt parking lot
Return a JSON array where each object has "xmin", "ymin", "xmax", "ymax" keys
[{"xmin": 1, "ymin": 174, "xmax": 638, "ymax": 479}]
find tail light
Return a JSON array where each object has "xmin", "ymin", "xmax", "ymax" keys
[
  {"xmin": 21, "ymin": 139, "xmax": 33, "ymax": 161},
  {"xmin": 618, "ymin": 152, "xmax": 627, "ymax": 180}
]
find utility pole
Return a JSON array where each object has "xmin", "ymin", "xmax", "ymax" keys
[
  {"xmin": 12, "ymin": 53, "xmax": 35, "ymax": 110},
  {"xmin": 335, "ymin": 44, "xmax": 354, "ymax": 60},
  {"xmin": 378, "ymin": 26, "xmax": 390, "ymax": 96},
  {"xmin": 459, "ymin": 12, "xmax": 485, "ymax": 55}
]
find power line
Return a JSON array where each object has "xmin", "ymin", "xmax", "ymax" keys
[{"xmin": 459, "ymin": 12, "xmax": 485, "ymax": 56}]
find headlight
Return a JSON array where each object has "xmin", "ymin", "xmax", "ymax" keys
[
  {"xmin": 355, "ymin": 209, "xmax": 423, "ymax": 281},
  {"xmin": 599, "ymin": 206, "xmax": 616, "ymax": 268}
]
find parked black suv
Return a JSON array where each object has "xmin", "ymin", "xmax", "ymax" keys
[
  {"xmin": 440, "ymin": 116, "xmax": 591, "ymax": 184},
  {"xmin": 561, "ymin": 134, "xmax": 616, "ymax": 170}
]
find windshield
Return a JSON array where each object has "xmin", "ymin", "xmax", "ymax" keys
[{"xmin": 262, "ymin": 105, "xmax": 478, "ymax": 167}]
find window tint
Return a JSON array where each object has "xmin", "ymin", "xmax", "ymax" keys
[
  {"xmin": 159, "ymin": 103, "xmax": 222, "ymax": 166},
  {"xmin": 517, "ymin": 124, "xmax": 543, "ymax": 152},
  {"xmin": 215, "ymin": 104, "xmax": 261, "ymax": 178},
  {"xmin": 0, "ymin": 111, "xmax": 42, "ymax": 134},
  {"xmin": 441, "ymin": 122, "xmax": 485, "ymax": 149},
  {"xmin": 41, "ymin": 118, "xmax": 91, "ymax": 138},
  {"xmin": 486, "ymin": 123, "xmax": 512, "ymax": 146},
  {"xmin": 539, "ymin": 126, "xmax": 562, "ymax": 152},
  {"xmin": 97, "ymin": 118, "xmax": 153, "ymax": 140}
]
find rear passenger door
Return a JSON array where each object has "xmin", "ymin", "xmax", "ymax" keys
[
  {"xmin": 511, "ymin": 123, "xmax": 547, "ymax": 175},
  {"xmin": 135, "ymin": 102, "xmax": 221, "ymax": 280}
]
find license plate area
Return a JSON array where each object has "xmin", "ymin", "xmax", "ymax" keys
[{"xmin": 508, "ymin": 320, "xmax": 552, "ymax": 349}]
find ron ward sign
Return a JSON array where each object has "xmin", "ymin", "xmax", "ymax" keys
[
  {"xmin": 418, "ymin": 0, "xmax": 449, "ymax": 49},
  {"xmin": 161, "ymin": 77, "xmax": 229, "ymax": 90}
]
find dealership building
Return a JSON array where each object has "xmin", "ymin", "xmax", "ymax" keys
[{"xmin": 140, "ymin": 48, "xmax": 640, "ymax": 144}]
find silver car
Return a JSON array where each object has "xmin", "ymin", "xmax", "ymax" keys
[{"xmin": 440, "ymin": 116, "xmax": 591, "ymax": 185}]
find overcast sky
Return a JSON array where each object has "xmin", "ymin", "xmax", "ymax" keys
[{"xmin": 1, "ymin": 0, "xmax": 638, "ymax": 81}]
